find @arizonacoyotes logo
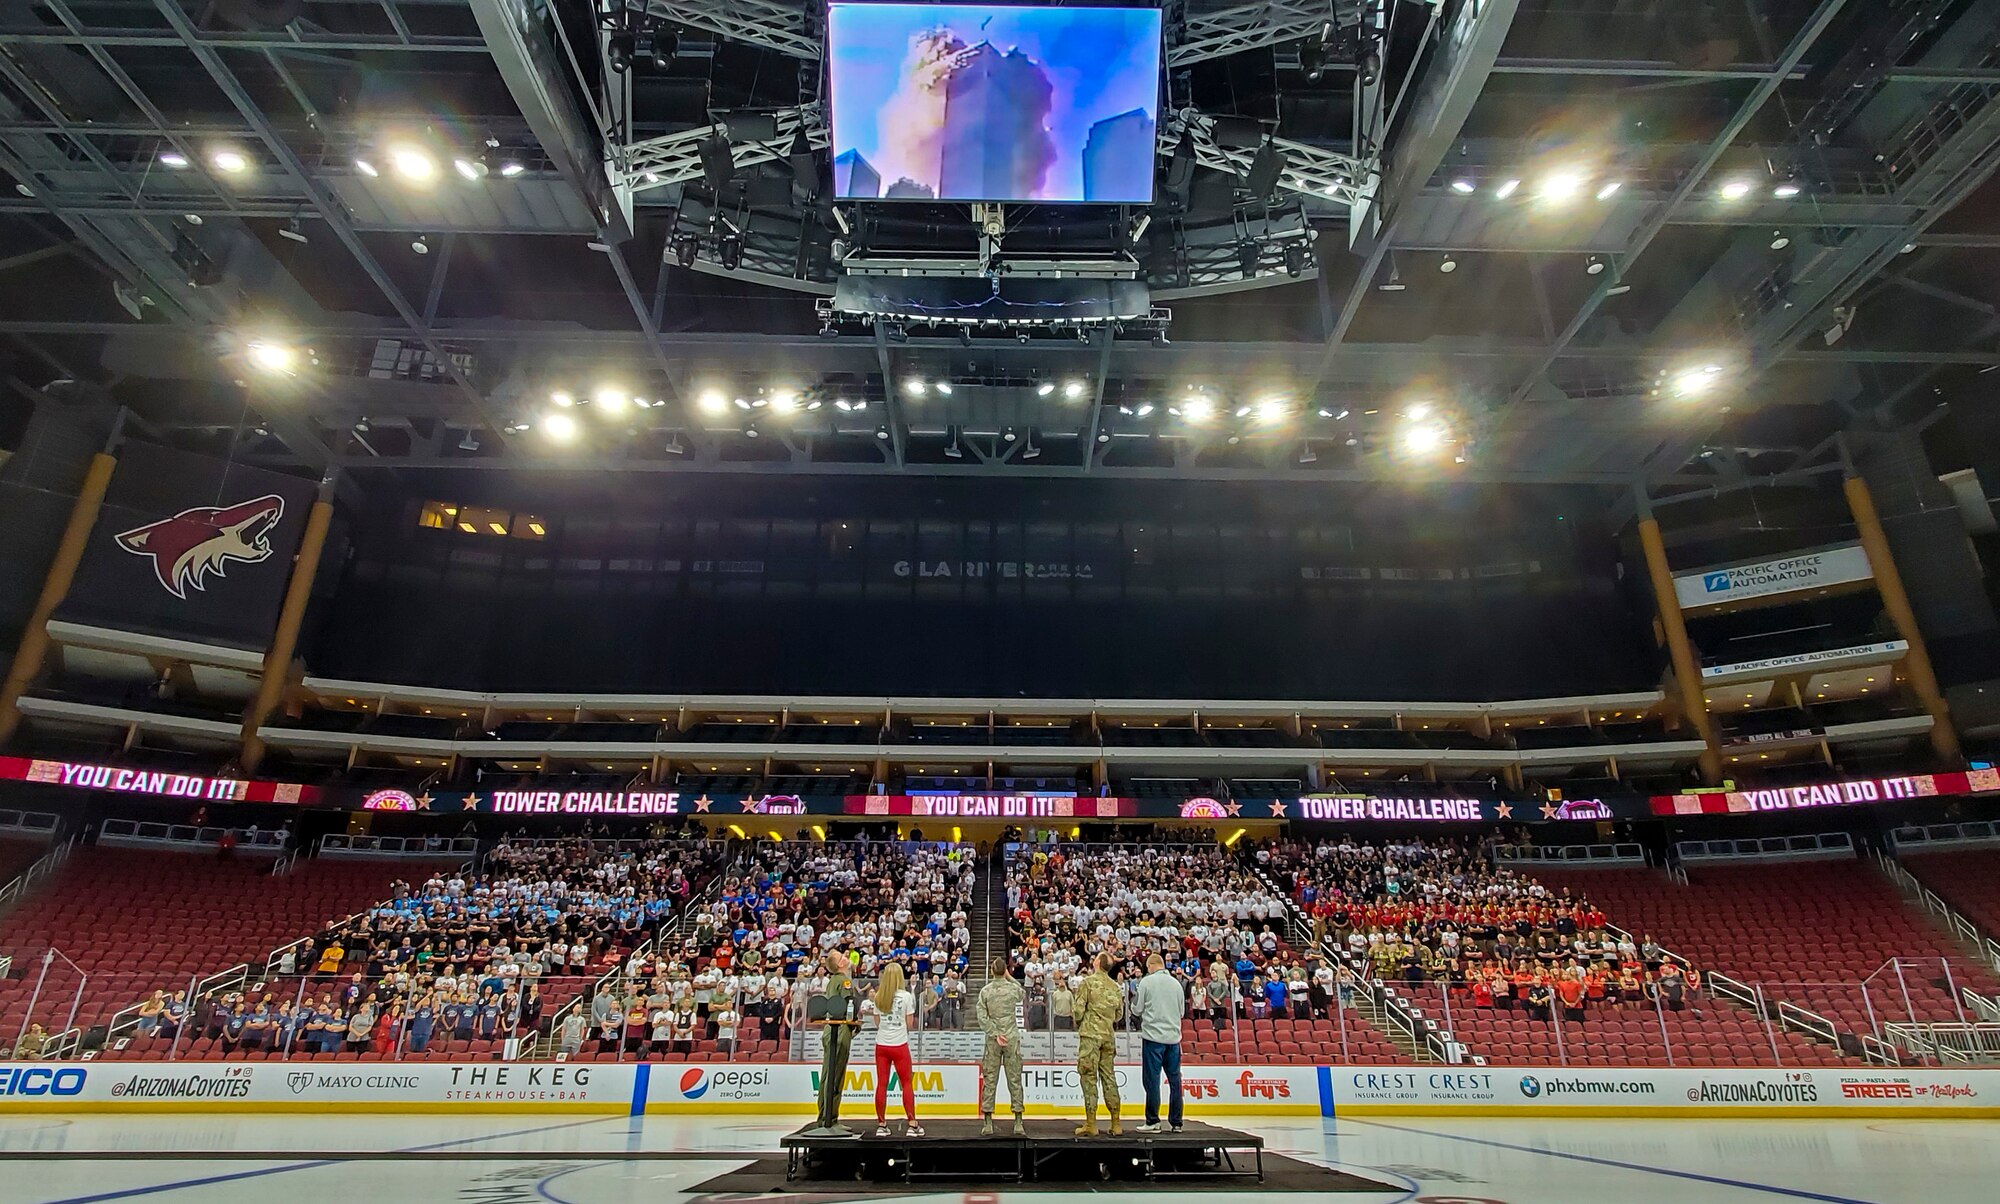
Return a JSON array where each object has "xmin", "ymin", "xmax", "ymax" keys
[{"xmin": 115, "ymin": 495, "xmax": 285, "ymax": 599}]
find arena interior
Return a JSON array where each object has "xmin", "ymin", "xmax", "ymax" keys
[{"xmin": 3, "ymin": 1, "xmax": 2000, "ymax": 1201}]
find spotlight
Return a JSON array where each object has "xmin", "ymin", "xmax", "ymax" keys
[
  {"xmin": 1134, "ymin": 404, "xmax": 1154, "ymax": 417},
  {"xmin": 1537, "ymin": 171, "xmax": 1583, "ymax": 202},
  {"xmin": 743, "ymin": 422, "xmax": 760, "ymax": 439},
  {"xmin": 1015, "ymin": 331, "xmax": 1030, "ymax": 345},
  {"xmin": 1299, "ymin": 36, "xmax": 1328, "ymax": 82},
  {"xmin": 1036, "ymin": 381, "xmax": 1056, "ymax": 397},
  {"xmin": 353, "ymin": 417, "xmax": 370, "ymax": 433},
  {"xmin": 1493, "ymin": 178, "xmax": 1520, "ymax": 199},
  {"xmin": 411, "ymin": 234, "xmax": 431, "ymax": 255},
  {"xmin": 944, "ymin": 426, "xmax": 963, "ymax": 458},
  {"xmin": 1284, "ymin": 243, "xmax": 1310, "ymax": 278},
  {"xmin": 607, "ymin": 34, "xmax": 634, "ymax": 73},
  {"xmin": 1403, "ymin": 424, "xmax": 1445, "ymax": 455},
  {"xmin": 934, "ymin": 381, "xmax": 953, "ymax": 396},
  {"xmin": 1772, "ymin": 179, "xmax": 1802, "ymax": 199},
  {"xmin": 550, "ymin": 390, "xmax": 575, "ymax": 407},
  {"xmin": 1001, "ymin": 426, "xmax": 1017, "ymax": 443},
  {"xmin": 833, "ymin": 399, "xmax": 854, "ymax": 412},
  {"xmin": 246, "ymin": 341, "xmax": 296, "ymax": 374},
  {"xmin": 1237, "ymin": 240, "xmax": 1261, "ymax": 277},
  {"xmin": 1770, "ymin": 230, "xmax": 1791, "ymax": 250},
  {"xmin": 769, "ymin": 389, "xmax": 798, "ymax": 414},
  {"xmin": 1096, "ymin": 430, "xmax": 1111, "ymax": 443},
  {"xmin": 1439, "ymin": 253, "xmax": 1458, "ymax": 274},
  {"xmin": 905, "ymin": 378, "xmax": 927, "ymax": 397},
  {"xmin": 209, "ymin": 147, "xmax": 250, "ymax": 174},
  {"xmin": 1258, "ymin": 398, "xmax": 1287, "ymax": 422},
  {"xmin": 1672, "ymin": 364, "xmax": 1724, "ymax": 398},
  {"xmin": 1407, "ymin": 402, "xmax": 1430, "ymax": 420},
  {"xmin": 543, "ymin": 412, "xmax": 579, "ymax": 440},
  {"xmin": 158, "ymin": 150, "xmax": 189, "ymax": 169},
  {"xmin": 1449, "ymin": 177, "xmax": 1476, "ymax": 194},
  {"xmin": 386, "ymin": 144, "xmax": 438, "ymax": 183},
  {"xmin": 874, "ymin": 424, "xmax": 891, "ymax": 441},
  {"xmin": 1595, "ymin": 180, "xmax": 1623, "ymax": 200},
  {"xmin": 1234, "ymin": 405, "xmax": 1253, "ymax": 418},
  {"xmin": 733, "ymin": 397, "xmax": 752, "ymax": 411},
  {"xmin": 717, "ymin": 234, "xmax": 742, "ymax": 270},
  {"xmin": 1063, "ymin": 379, "xmax": 1086, "ymax": 400},
  {"xmin": 354, "ymin": 157, "xmax": 379, "ymax": 177},
  {"xmin": 1585, "ymin": 254, "xmax": 1605, "ymax": 275},
  {"xmin": 1718, "ymin": 178, "xmax": 1755, "ymax": 201},
  {"xmin": 672, "ymin": 234, "xmax": 698, "ymax": 268},
  {"xmin": 642, "ymin": 27, "xmax": 678, "ymax": 70},
  {"xmin": 1183, "ymin": 395, "xmax": 1214, "ymax": 421},
  {"xmin": 459, "ymin": 431, "xmax": 480, "ymax": 452},
  {"xmin": 454, "ymin": 156, "xmax": 488, "ymax": 181},
  {"xmin": 594, "ymin": 387, "xmax": 629, "ymax": 412},
  {"xmin": 498, "ymin": 160, "xmax": 526, "ymax": 177}
]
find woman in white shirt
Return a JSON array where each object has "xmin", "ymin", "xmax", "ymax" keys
[{"xmin": 867, "ymin": 962, "xmax": 923, "ymax": 1137}]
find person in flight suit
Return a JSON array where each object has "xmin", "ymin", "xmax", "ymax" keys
[
  {"xmin": 1070, "ymin": 952, "xmax": 1124, "ymax": 1136},
  {"xmin": 811, "ymin": 950, "xmax": 862, "ymax": 1136},
  {"xmin": 977, "ymin": 956, "xmax": 1027, "ymax": 1137}
]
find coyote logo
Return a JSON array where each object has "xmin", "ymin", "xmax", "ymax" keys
[{"xmin": 114, "ymin": 495, "xmax": 286, "ymax": 599}]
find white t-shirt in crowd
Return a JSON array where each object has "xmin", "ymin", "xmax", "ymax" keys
[{"xmin": 874, "ymin": 989, "xmax": 915, "ymax": 1047}]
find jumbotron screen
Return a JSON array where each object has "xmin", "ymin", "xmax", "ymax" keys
[{"xmin": 826, "ymin": 2, "xmax": 1162, "ymax": 204}]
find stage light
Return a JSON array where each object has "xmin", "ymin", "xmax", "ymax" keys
[
  {"xmin": 1672, "ymin": 364, "xmax": 1724, "ymax": 398},
  {"xmin": 874, "ymin": 424, "xmax": 891, "ymax": 441},
  {"xmin": 386, "ymin": 143, "xmax": 438, "ymax": 183},
  {"xmin": 543, "ymin": 412, "xmax": 578, "ymax": 441},
  {"xmin": 1036, "ymin": 380, "xmax": 1056, "ymax": 397},
  {"xmin": 1718, "ymin": 178, "xmax": 1754, "ymax": 201},
  {"xmin": 1063, "ymin": 379, "xmax": 1086, "ymax": 400},
  {"xmin": 1403, "ymin": 424, "xmax": 1445, "ymax": 455},
  {"xmin": 833, "ymin": 398, "xmax": 854, "ymax": 412},
  {"xmin": 1284, "ymin": 243, "xmax": 1310, "ymax": 277},
  {"xmin": 1134, "ymin": 403, "xmax": 1154, "ymax": 417},
  {"xmin": 594, "ymin": 387, "xmax": 629, "ymax": 412},
  {"xmin": 550, "ymin": 390, "xmax": 575, "ymax": 408},
  {"xmin": 1407, "ymin": 402, "xmax": 1430, "ymax": 420},
  {"xmin": 209, "ymin": 147, "xmax": 250, "ymax": 174},
  {"xmin": 934, "ymin": 381, "xmax": 953, "ymax": 396},
  {"xmin": 1585, "ymin": 254, "xmax": 1606, "ymax": 275},
  {"xmin": 905, "ymin": 377, "xmax": 927, "ymax": 397},
  {"xmin": 354, "ymin": 157, "xmax": 380, "ymax": 177},
  {"xmin": 1234, "ymin": 405, "xmax": 1253, "ymax": 418},
  {"xmin": 1537, "ymin": 171, "xmax": 1583, "ymax": 202},
  {"xmin": 673, "ymin": 234, "xmax": 698, "ymax": 268},
  {"xmin": 694, "ymin": 389, "xmax": 726, "ymax": 415},
  {"xmin": 732, "ymin": 397, "xmax": 752, "ymax": 411},
  {"xmin": 1595, "ymin": 180, "xmax": 1623, "ymax": 200},
  {"xmin": 718, "ymin": 234, "xmax": 742, "ymax": 270},
  {"xmin": 1449, "ymin": 177, "xmax": 1475, "ymax": 194},
  {"xmin": 158, "ymin": 150, "xmax": 189, "ymax": 169},
  {"xmin": 1493, "ymin": 178, "xmax": 1520, "ymax": 199},
  {"xmin": 246, "ymin": 341, "xmax": 297, "ymax": 374},
  {"xmin": 411, "ymin": 234, "xmax": 431, "ymax": 255}
]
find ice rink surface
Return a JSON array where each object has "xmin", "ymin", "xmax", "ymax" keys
[{"xmin": 0, "ymin": 1112, "xmax": 1992, "ymax": 1204}]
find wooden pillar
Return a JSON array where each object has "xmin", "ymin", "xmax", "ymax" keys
[
  {"xmin": 239, "ymin": 480, "xmax": 335, "ymax": 773},
  {"xmin": 1844, "ymin": 473, "xmax": 1961, "ymax": 762},
  {"xmin": 1636, "ymin": 509, "xmax": 1723, "ymax": 784},
  {"xmin": 0, "ymin": 451, "xmax": 117, "ymax": 745}
]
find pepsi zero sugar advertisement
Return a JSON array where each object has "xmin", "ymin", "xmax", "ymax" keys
[{"xmin": 55, "ymin": 442, "xmax": 319, "ymax": 651}]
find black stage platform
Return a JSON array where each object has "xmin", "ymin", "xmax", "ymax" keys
[{"xmin": 781, "ymin": 1118, "xmax": 1265, "ymax": 1183}]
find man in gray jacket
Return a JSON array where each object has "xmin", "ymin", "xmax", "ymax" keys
[
  {"xmin": 976, "ymin": 956, "xmax": 1027, "ymax": 1136},
  {"xmin": 1133, "ymin": 954, "xmax": 1186, "ymax": 1132}
]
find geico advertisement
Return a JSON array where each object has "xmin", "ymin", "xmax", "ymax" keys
[
  {"xmin": 653, "ymin": 1063, "xmax": 977, "ymax": 1107},
  {"xmin": 1334, "ymin": 1066, "xmax": 1996, "ymax": 1113},
  {"xmin": 1013, "ymin": 1063, "xmax": 1318, "ymax": 1110},
  {"xmin": 0, "ymin": 1062, "xmax": 636, "ymax": 1108}
]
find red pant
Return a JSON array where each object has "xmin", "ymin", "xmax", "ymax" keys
[{"xmin": 874, "ymin": 1042, "xmax": 916, "ymax": 1121}]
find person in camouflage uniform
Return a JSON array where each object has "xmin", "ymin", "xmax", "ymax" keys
[
  {"xmin": 1070, "ymin": 953, "xmax": 1124, "ymax": 1136},
  {"xmin": 976, "ymin": 956, "xmax": 1026, "ymax": 1136}
]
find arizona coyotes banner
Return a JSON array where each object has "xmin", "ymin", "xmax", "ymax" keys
[{"xmin": 54, "ymin": 443, "xmax": 319, "ymax": 650}]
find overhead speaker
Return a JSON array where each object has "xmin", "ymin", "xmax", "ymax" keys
[
  {"xmin": 723, "ymin": 112, "xmax": 780, "ymax": 143},
  {"xmin": 698, "ymin": 135, "xmax": 736, "ymax": 192},
  {"xmin": 1244, "ymin": 141, "xmax": 1286, "ymax": 200},
  {"xmin": 1208, "ymin": 116, "xmax": 1267, "ymax": 149}
]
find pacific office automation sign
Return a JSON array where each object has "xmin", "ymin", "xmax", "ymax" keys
[
  {"xmin": 54, "ymin": 442, "xmax": 320, "ymax": 651},
  {"xmin": 0, "ymin": 755, "xmax": 321, "ymax": 805},
  {"xmin": 1673, "ymin": 543, "xmax": 1873, "ymax": 610},
  {"xmin": 1650, "ymin": 768, "xmax": 2000, "ymax": 816}
]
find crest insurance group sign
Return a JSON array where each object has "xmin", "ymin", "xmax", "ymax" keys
[{"xmin": 56, "ymin": 443, "xmax": 319, "ymax": 650}]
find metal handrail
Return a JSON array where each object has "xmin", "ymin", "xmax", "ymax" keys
[
  {"xmin": 318, "ymin": 833, "xmax": 479, "ymax": 858},
  {"xmin": 1493, "ymin": 842, "xmax": 1648, "ymax": 866},
  {"xmin": 1675, "ymin": 832, "xmax": 1855, "ymax": 862},
  {"xmin": 1777, "ymin": 1000, "xmax": 1839, "ymax": 1045},
  {"xmin": 1889, "ymin": 820, "xmax": 2000, "ymax": 850},
  {"xmin": 0, "ymin": 835, "xmax": 75, "ymax": 915},
  {"xmin": 97, "ymin": 819, "xmax": 287, "ymax": 853}
]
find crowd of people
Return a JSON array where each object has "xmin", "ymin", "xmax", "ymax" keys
[{"xmin": 1256, "ymin": 835, "xmax": 1705, "ymax": 1019}]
